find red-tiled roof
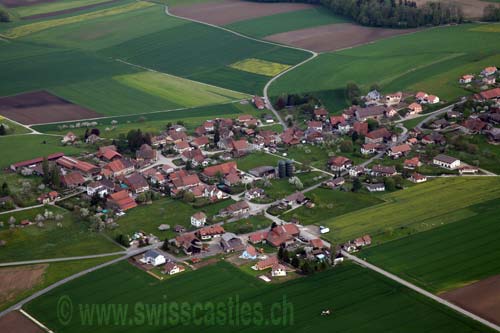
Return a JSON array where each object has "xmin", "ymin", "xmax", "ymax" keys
[{"xmin": 203, "ymin": 162, "xmax": 237, "ymax": 177}]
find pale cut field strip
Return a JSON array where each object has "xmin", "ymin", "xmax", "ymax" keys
[
  {"xmin": 11, "ymin": 0, "xmax": 114, "ymax": 18},
  {"xmin": 114, "ymin": 71, "xmax": 249, "ymax": 108},
  {"xmin": 4, "ymin": 1, "xmax": 154, "ymax": 38},
  {"xmin": 229, "ymin": 58, "xmax": 291, "ymax": 77},
  {"xmin": 469, "ymin": 24, "xmax": 500, "ymax": 32}
]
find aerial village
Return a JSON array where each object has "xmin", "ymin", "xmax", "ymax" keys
[{"xmin": 1, "ymin": 66, "xmax": 499, "ymax": 282}]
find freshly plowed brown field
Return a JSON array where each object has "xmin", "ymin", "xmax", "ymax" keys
[
  {"xmin": 0, "ymin": 311, "xmax": 44, "ymax": 333},
  {"xmin": 442, "ymin": 275, "xmax": 500, "ymax": 325},
  {"xmin": 265, "ymin": 23, "xmax": 421, "ymax": 52},
  {"xmin": 0, "ymin": 264, "xmax": 47, "ymax": 306},
  {"xmin": 0, "ymin": 0, "xmax": 58, "ymax": 8},
  {"xmin": 0, "ymin": 91, "xmax": 102, "ymax": 125},
  {"xmin": 169, "ymin": 0, "xmax": 315, "ymax": 25}
]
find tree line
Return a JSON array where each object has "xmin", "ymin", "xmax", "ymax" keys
[{"xmin": 248, "ymin": 0, "xmax": 465, "ymax": 27}]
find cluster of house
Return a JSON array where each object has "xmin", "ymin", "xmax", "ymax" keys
[
  {"xmin": 460, "ymin": 66, "xmax": 498, "ymax": 87},
  {"xmin": 343, "ymin": 234, "xmax": 372, "ymax": 253}
]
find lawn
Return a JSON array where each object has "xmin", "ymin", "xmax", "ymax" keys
[
  {"xmin": 235, "ymin": 152, "xmax": 282, "ymax": 172},
  {"xmin": 32, "ymin": 102, "xmax": 260, "ymax": 138},
  {"xmin": 401, "ymin": 116, "xmax": 424, "ymax": 130},
  {"xmin": 24, "ymin": 261, "xmax": 494, "ymax": 332},
  {"xmin": 257, "ymin": 171, "xmax": 326, "ymax": 201},
  {"xmin": 229, "ymin": 58, "xmax": 291, "ymax": 77},
  {"xmin": 10, "ymin": 0, "xmax": 113, "ymax": 18},
  {"xmin": 0, "ymin": 206, "xmax": 121, "ymax": 263},
  {"xmin": 361, "ymin": 200, "xmax": 500, "ymax": 294},
  {"xmin": 285, "ymin": 143, "xmax": 365, "ymax": 170},
  {"xmin": 225, "ymin": 7, "xmax": 350, "ymax": 38},
  {"xmin": 0, "ymin": 135, "xmax": 88, "ymax": 169},
  {"xmin": 0, "ymin": 255, "xmax": 120, "ymax": 311},
  {"xmin": 222, "ymin": 214, "xmax": 273, "ymax": 234},
  {"xmin": 320, "ymin": 177, "xmax": 500, "ymax": 245},
  {"xmin": 281, "ymin": 188, "xmax": 383, "ymax": 225},
  {"xmin": 270, "ymin": 24, "xmax": 500, "ymax": 111},
  {"xmin": 107, "ymin": 198, "xmax": 235, "ymax": 241}
]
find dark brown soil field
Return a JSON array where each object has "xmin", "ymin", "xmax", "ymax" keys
[
  {"xmin": 0, "ymin": 0, "xmax": 58, "ymax": 8},
  {"xmin": 22, "ymin": 0, "xmax": 119, "ymax": 20},
  {"xmin": 170, "ymin": 0, "xmax": 315, "ymax": 26},
  {"xmin": 265, "ymin": 23, "xmax": 420, "ymax": 52},
  {"xmin": 442, "ymin": 275, "xmax": 500, "ymax": 325},
  {"xmin": 0, "ymin": 264, "xmax": 47, "ymax": 307},
  {"xmin": 0, "ymin": 91, "xmax": 102, "ymax": 125},
  {"xmin": 0, "ymin": 311, "xmax": 44, "ymax": 333}
]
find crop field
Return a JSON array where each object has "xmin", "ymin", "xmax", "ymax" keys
[
  {"xmin": 361, "ymin": 200, "xmax": 500, "ymax": 294},
  {"xmin": 24, "ymin": 261, "xmax": 493, "ymax": 332},
  {"xmin": 320, "ymin": 177, "xmax": 500, "ymax": 245},
  {"xmin": 0, "ymin": 206, "xmax": 121, "ymax": 263},
  {"xmin": 31, "ymin": 102, "xmax": 260, "ymax": 138},
  {"xmin": 229, "ymin": 58, "xmax": 291, "ymax": 77},
  {"xmin": 3, "ymin": 1, "xmax": 153, "ymax": 38},
  {"xmin": 225, "ymin": 7, "xmax": 349, "ymax": 38},
  {"xmin": 106, "ymin": 198, "xmax": 236, "ymax": 241},
  {"xmin": 270, "ymin": 24, "xmax": 500, "ymax": 111},
  {"xmin": 8, "ymin": 0, "xmax": 115, "ymax": 19},
  {"xmin": 114, "ymin": 71, "xmax": 247, "ymax": 108},
  {"xmin": 0, "ymin": 134, "xmax": 88, "ymax": 169},
  {"xmin": 282, "ymin": 188, "xmax": 383, "ymax": 225}
]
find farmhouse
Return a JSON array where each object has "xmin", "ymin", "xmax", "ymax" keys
[
  {"xmin": 328, "ymin": 156, "xmax": 352, "ymax": 172},
  {"xmin": 61, "ymin": 171, "xmax": 85, "ymax": 188},
  {"xmin": 10, "ymin": 152, "xmax": 64, "ymax": 171},
  {"xmin": 354, "ymin": 105, "xmax": 386, "ymax": 121},
  {"xmin": 141, "ymin": 250, "xmax": 165, "ymax": 267},
  {"xmin": 371, "ymin": 164, "xmax": 397, "ymax": 177},
  {"xmin": 474, "ymin": 88, "xmax": 500, "ymax": 102},
  {"xmin": 407, "ymin": 102, "xmax": 422, "ymax": 115},
  {"xmin": 266, "ymin": 224, "xmax": 299, "ymax": 247},
  {"xmin": 461, "ymin": 118, "xmax": 487, "ymax": 134},
  {"xmin": 56, "ymin": 156, "xmax": 99, "ymax": 175},
  {"xmin": 254, "ymin": 255, "xmax": 278, "ymax": 271},
  {"xmin": 366, "ymin": 183, "xmax": 385, "ymax": 192},
  {"xmin": 248, "ymin": 230, "xmax": 268, "ymax": 244},
  {"xmin": 459, "ymin": 75, "xmax": 474, "ymax": 84},
  {"xmin": 387, "ymin": 144, "xmax": 411, "ymax": 158},
  {"xmin": 124, "ymin": 173, "xmax": 149, "ymax": 194},
  {"xmin": 164, "ymin": 262, "xmax": 184, "ymax": 275},
  {"xmin": 433, "ymin": 154, "xmax": 460, "ymax": 170},
  {"xmin": 365, "ymin": 128, "xmax": 392, "ymax": 144},
  {"xmin": 410, "ymin": 172, "xmax": 427, "ymax": 183},
  {"xmin": 98, "ymin": 145, "xmax": 121, "ymax": 161},
  {"xmin": 136, "ymin": 144, "xmax": 157, "ymax": 162},
  {"xmin": 103, "ymin": 159, "xmax": 134, "ymax": 178},
  {"xmin": 190, "ymin": 212, "xmax": 207, "ymax": 228},
  {"xmin": 107, "ymin": 190, "xmax": 137, "ymax": 211}
]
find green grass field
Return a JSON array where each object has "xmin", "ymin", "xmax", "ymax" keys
[
  {"xmin": 0, "ymin": 135, "xmax": 88, "ymax": 169},
  {"xmin": 25, "ymin": 261, "xmax": 493, "ymax": 332},
  {"xmin": 362, "ymin": 200, "xmax": 500, "ymax": 293},
  {"xmin": 320, "ymin": 177, "xmax": 500, "ymax": 245},
  {"xmin": 235, "ymin": 152, "xmax": 282, "ymax": 172},
  {"xmin": 10, "ymin": 0, "xmax": 113, "ymax": 18},
  {"xmin": 0, "ymin": 255, "xmax": 120, "ymax": 311},
  {"xmin": 0, "ymin": 117, "xmax": 31, "ymax": 135},
  {"xmin": 282, "ymin": 188, "xmax": 383, "ymax": 225},
  {"xmin": 31, "ymin": 102, "xmax": 260, "ymax": 138},
  {"xmin": 226, "ymin": 7, "xmax": 349, "ymax": 38},
  {"xmin": 107, "ymin": 198, "xmax": 235, "ymax": 241},
  {"xmin": 223, "ymin": 214, "xmax": 272, "ymax": 234},
  {"xmin": 270, "ymin": 24, "xmax": 500, "ymax": 111},
  {"xmin": 0, "ymin": 206, "xmax": 121, "ymax": 263}
]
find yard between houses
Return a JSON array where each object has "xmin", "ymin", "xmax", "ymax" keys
[
  {"xmin": 235, "ymin": 152, "xmax": 282, "ymax": 172},
  {"xmin": 222, "ymin": 214, "xmax": 272, "ymax": 234},
  {"xmin": 0, "ymin": 255, "xmax": 120, "ymax": 311},
  {"xmin": 0, "ymin": 206, "xmax": 121, "ymax": 263},
  {"xmin": 0, "ymin": 135, "xmax": 88, "ymax": 169},
  {"xmin": 24, "ymin": 261, "xmax": 494, "ymax": 332},
  {"xmin": 320, "ymin": 177, "xmax": 500, "ymax": 246},
  {"xmin": 361, "ymin": 199, "xmax": 500, "ymax": 294},
  {"xmin": 269, "ymin": 24, "xmax": 500, "ymax": 111},
  {"xmin": 256, "ymin": 171, "xmax": 326, "ymax": 201},
  {"xmin": 106, "ymin": 198, "xmax": 236, "ymax": 242},
  {"xmin": 284, "ymin": 143, "xmax": 364, "ymax": 170},
  {"xmin": 281, "ymin": 188, "xmax": 383, "ymax": 225}
]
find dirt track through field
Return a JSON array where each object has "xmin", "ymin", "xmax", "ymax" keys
[
  {"xmin": 442, "ymin": 275, "xmax": 500, "ymax": 325},
  {"xmin": 169, "ymin": 0, "xmax": 315, "ymax": 26},
  {"xmin": 0, "ymin": 91, "xmax": 102, "ymax": 125},
  {"xmin": 265, "ymin": 23, "xmax": 421, "ymax": 52}
]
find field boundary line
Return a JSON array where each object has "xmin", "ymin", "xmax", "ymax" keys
[
  {"xmin": 0, "ymin": 252, "xmax": 126, "ymax": 267},
  {"xmin": 343, "ymin": 251, "xmax": 500, "ymax": 332},
  {"xmin": 27, "ymin": 99, "xmax": 244, "ymax": 127},
  {"xmin": 19, "ymin": 309, "xmax": 54, "ymax": 333},
  {"xmin": 114, "ymin": 58, "xmax": 251, "ymax": 97}
]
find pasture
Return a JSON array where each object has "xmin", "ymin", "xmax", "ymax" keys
[
  {"xmin": 24, "ymin": 261, "xmax": 494, "ymax": 332},
  {"xmin": 281, "ymin": 188, "xmax": 383, "ymax": 225},
  {"xmin": 226, "ymin": 7, "xmax": 349, "ymax": 38},
  {"xmin": 0, "ymin": 134, "xmax": 88, "ymax": 169},
  {"xmin": 361, "ymin": 200, "xmax": 500, "ymax": 294},
  {"xmin": 0, "ymin": 206, "xmax": 121, "ymax": 263},
  {"xmin": 270, "ymin": 24, "xmax": 500, "ymax": 111},
  {"xmin": 8, "ymin": 0, "xmax": 115, "ymax": 19},
  {"xmin": 319, "ymin": 177, "xmax": 500, "ymax": 245}
]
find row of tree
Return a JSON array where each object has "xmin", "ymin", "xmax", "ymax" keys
[
  {"xmin": 249, "ymin": 0, "xmax": 465, "ymax": 27},
  {"xmin": 483, "ymin": 4, "xmax": 500, "ymax": 21}
]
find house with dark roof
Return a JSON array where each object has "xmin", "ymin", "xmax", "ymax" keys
[
  {"xmin": 218, "ymin": 201, "xmax": 250, "ymax": 218},
  {"xmin": 136, "ymin": 144, "xmax": 157, "ymax": 162},
  {"xmin": 124, "ymin": 172, "xmax": 149, "ymax": 194}
]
